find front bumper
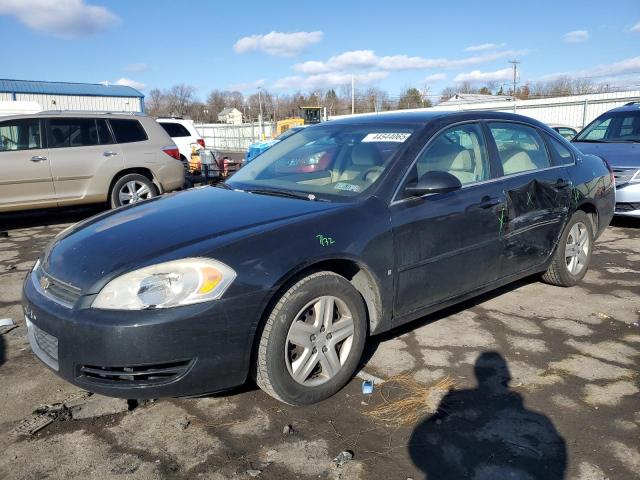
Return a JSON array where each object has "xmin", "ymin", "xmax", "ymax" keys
[
  {"xmin": 615, "ymin": 182, "xmax": 640, "ymax": 218},
  {"xmin": 23, "ymin": 272, "xmax": 265, "ymax": 399}
]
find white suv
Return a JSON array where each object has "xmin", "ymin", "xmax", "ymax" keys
[{"xmin": 157, "ymin": 118, "xmax": 204, "ymax": 165}]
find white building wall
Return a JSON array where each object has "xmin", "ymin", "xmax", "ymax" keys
[
  {"xmin": 13, "ymin": 93, "xmax": 143, "ymax": 112},
  {"xmin": 0, "ymin": 92, "xmax": 12, "ymax": 101}
]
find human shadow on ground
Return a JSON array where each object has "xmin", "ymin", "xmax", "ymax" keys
[{"xmin": 409, "ymin": 352, "xmax": 567, "ymax": 480}]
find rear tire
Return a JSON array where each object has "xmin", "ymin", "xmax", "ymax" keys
[
  {"xmin": 109, "ymin": 174, "xmax": 157, "ymax": 209},
  {"xmin": 542, "ymin": 210, "xmax": 593, "ymax": 287},
  {"xmin": 255, "ymin": 271, "xmax": 367, "ymax": 405}
]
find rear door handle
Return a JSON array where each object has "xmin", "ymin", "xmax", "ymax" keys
[
  {"xmin": 478, "ymin": 195, "xmax": 501, "ymax": 209},
  {"xmin": 556, "ymin": 179, "xmax": 572, "ymax": 189},
  {"xmin": 103, "ymin": 151, "xmax": 118, "ymax": 157},
  {"xmin": 30, "ymin": 155, "xmax": 47, "ymax": 162}
]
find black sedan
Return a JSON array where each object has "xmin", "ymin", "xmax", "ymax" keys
[{"xmin": 23, "ymin": 111, "xmax": 615, "ymax": 405}]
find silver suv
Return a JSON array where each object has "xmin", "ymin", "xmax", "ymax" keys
[{"xmin": 0, "ymin": 111, "xmax": 184, "ymax": 212}]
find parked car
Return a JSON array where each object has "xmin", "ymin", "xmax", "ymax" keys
[
  {"xmin": 0, "ymin": 112, "xmax": 184, "ymax": 212},
  {"xmin": 549, "ymin": 124, "xmax": 578, "ymax": 140},
  {"xmin": 245, "ymin": 125, "xmax": 305, "ymax": 162},
  {"xmin": 24, "ymin": 111, "xmax": 614, "ymax": 405},
  {"xmin": 157, "ymin": 117, "xmax": 205, "ymax": 166},
  {"xmin": 572, "ymin": 102, "xmax": 640, "ymax": 217}
]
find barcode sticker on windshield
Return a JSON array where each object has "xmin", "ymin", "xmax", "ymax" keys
[{"xmin": 362, "ymin": 132, "xmax": 411, "ymax": 143}]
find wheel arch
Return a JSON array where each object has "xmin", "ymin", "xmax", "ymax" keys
[
  {"xmin": 576, "ymin": 200, "xmax": 598, "ymax": 234},
  {"xmin": 108, "ymin": 168, "xmax": 162, "ymax": 199}
]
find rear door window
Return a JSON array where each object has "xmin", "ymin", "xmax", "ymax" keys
[
  {"xmin": 109, "ymin": 119, "xmax": 148, "ymax": 143},
  {"xmin": 96, "ymin": 119, "xmax": 114, "ymax": 145},
  {"xmin": 0, "ymin": 118, "xmax": 42, "ymax": 151},
  {"xmin": 545, "ymin": 134, "xmax": 574, "ymax": 166},
  {"xmin": 47, "ymin": 118, "xmax": 100, "ymax": 148},
  {"xmin": 159, "ymin": 122, "xmax": 191, "ymax": 137},
  {"xmin": 488, "ymin": 123, "xmax": 552, "ymax": 175}
]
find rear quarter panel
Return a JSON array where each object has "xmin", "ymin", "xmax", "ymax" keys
[
  {"xmin": 567, "ymin": 153, "xmax": 615, "ymax": 236},
  {"xmin": 123, "ymin": 117, "xmax": 184, "ymax": 192}
]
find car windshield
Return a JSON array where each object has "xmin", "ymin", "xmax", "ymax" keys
[
  {"xmin": 228, "ymin": 124, "xmax": 414, "ymax": 201},
  {"xmin": 575, "ymin": 110, "xmax": 640, "ymax": 142}
]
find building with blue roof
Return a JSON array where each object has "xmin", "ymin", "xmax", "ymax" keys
[{"xmin": 0, "ymin": 79, "xmax": 145, "ymax": 113}]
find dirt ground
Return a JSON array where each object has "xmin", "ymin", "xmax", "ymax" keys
[{"xmin": 0, "ymin": 206, "xmax": 638, "ymax": 480}]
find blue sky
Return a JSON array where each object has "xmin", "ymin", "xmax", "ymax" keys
[{"xmin": 1, "ymin": 0, "xmax": 639, "ymax": 100}]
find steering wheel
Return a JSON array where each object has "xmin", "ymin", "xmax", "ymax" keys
[{"xmin": 360, "ymin": 166, "xmax": 384, "ymax": 182}]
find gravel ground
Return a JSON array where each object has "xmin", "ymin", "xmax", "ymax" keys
[{"xmin": 0, "ymin": 206, "xmax": 638, "ymax": 480}]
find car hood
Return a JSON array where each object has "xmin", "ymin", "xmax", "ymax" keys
[
  {"xmin": 572, "ymin": 142, "xmax": 640, "ymax": 168},
  {"xmin": 42, "ymin": 187, "xmax": 340, "ymax": 291}
]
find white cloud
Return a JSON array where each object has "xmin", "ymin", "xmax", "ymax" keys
[
  {"xmin": 631, "ymin": 21, "xmax": 640, "ymax": 33},
  {"xmin": 233, "ymin": 30, "xmax": 323, "ymax": 57},
  {"xmin": 293, "ymin": 49, "xmax": 527, "ymax": 74},
  {"xmin": 464, "ymin": 42, "xmax": 506, "ymax": 52},
  {"xmin": 228, "ymin": 79, "xmax": 266, "ymax": 92},
  {"xmin": 124, "ymin": 63, "xmax": 148, "ymax": 72},
  {"xmin": 100, "ymin": 78, "xmax": 146, "ymax": 91},
  {"xmin": 424, "ymin": 73, "xmax": 447, "ymax": 82},
  {"xmin": 563, "ymin": 30, "xmax": 589, "ymax": 43},
  {"xmin": 0, "ymin": 0, "xmax": 117, "ymax": 38},
  {"xmin": 540, "ymin": 56, "xmax": 640, "ymax": 81},
  {"xmin": 273, "ymin": 71, "xmax": 388, "ymax": 90},
  {"xmin": 454, "ymin": 68, "xmax": 513, "ymax": 83}
]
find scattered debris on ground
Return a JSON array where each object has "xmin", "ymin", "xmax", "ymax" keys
[
  {"xmin": 332, "ymin": 450, "xmax": 354, "ymax": 467},
  {"xmin": 367, "ymin": 374, "xmax": 454, "ymax": 426},
  {"xmin": 282, "ymin": 424, "xmax": 294, "ymax": 435}
]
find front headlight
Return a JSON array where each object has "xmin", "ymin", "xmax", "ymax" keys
[{"xmin": 92, "ymin": 258, "xmax": 236, "ymax": 310}]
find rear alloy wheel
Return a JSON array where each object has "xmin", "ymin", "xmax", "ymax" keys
[
  {"xmin": 542, "ymin": 210, "xmax": 593, "ymax": 286},
  {"xmin": 110, "ymin": 174, "xmax": 157, "ymax": 209},
  {"xmin": 255, "ymin": 271, "xmax": 367, "ymax": 405}
]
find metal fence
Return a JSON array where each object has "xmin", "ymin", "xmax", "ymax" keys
[
  {"xmin": 331, "ymin": 90, "xmax": 640, "ymax": 130},
  {"xmin": 195, "ymin": 121, "xmax": 276, "ymax": 152}
]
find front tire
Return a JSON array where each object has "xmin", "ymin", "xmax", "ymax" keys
[
  {"xmin": 255, "ymin": 271, "xmax": 367, "ymax": 405},
  {"xmin": 542, "ymin": 210, "xmax": 593, "ymax": 287},
  {"xmin": 110, "ymin": 174, "xmax": 157, "ymax": 209}
]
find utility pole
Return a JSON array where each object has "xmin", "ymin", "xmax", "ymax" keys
[
  {"xmin": 508, "ymin": 60, "xmax": 520, "ymax": 99},
  {"xmin": 257, "ymin": 86, "xmax": 264, "ymax": 140},
  {"xmin": 351, "ymin": 74, "xmax": 355, "ymax": 115}
]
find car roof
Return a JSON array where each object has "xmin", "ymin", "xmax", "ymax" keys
[
  {"xmin": 0, "ymin": 111, "xmax": 147, "ymax": 121},
  {"xmin": 608, "ymin": 101, "xmax": 640, "ymax": 113},
  {"xmin": 326, "ymin": 110, "xmax": 549, "ymax": 128}
]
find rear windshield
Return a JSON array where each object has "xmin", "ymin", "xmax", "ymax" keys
[
  {"xmin": 159, "ymin": 122, "xmax": 191, "ymax": 137},
  {"xmin": 575, "ymin": 110, "xmax": 640, "ymax": 142},
  {"xmin": 109, "ymin": 119, "xmax": 148, "ymax": 143}
]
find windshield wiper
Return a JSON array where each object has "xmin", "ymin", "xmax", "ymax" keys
[
  {"xmin": 216, "ymin": 181, "xmax": 232, "ymax": 190},
  {"xmin": 245, "ymin": 188, "xmax": 327, "ymax": 202}
]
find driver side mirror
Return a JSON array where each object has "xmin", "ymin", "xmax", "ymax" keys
[{"xmin": 404, "ymin": 170, "xmax": 462, "ymax": 197}]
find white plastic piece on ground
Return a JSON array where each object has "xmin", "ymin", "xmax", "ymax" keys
[{"xmin": 0, "ymin": 318, "xmax": 15, "ymax": 327}]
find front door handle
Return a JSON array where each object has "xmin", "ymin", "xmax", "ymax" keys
[
  {"xmin": 555, "ymin": 179, "xmax": 572, "ymax": 189},
  {"xmin": 30, "ymin": 155, "xmax": 48, "ymax": 162},
  {"xmin": 103, "ymin": 151, "xmax": 118, "ymax": 157},
  {"xmin": 478, "ymin": 195, "xmax": 501, "ymax": 209}
]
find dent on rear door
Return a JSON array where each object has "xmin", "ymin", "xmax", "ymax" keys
[{"xmin": 499, "ymin": 170, "xmax": 571, "ymax": 275}]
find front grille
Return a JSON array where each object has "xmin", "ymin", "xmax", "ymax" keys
[
  {"xmin": 616, "ymin": 202, "xmax": 640, "ymax": 212},
  {"xmin": 34, "ymin": 265, "xmax": 81, "ymax": 307},
  {"xmin": 613, "ymin": 168, "xmax": 639, "ymax": 187},
  {"xmin": 78, "ymin": 360, "xmax": 193, "ymax": 386},
  {"xmin": 32, "ymin": 323, "xmax": 59, "ymax": 361}
]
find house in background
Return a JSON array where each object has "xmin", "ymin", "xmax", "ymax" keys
[{"xmin": 217, "ymin": 107, "xmax": 243, "ymax": 125}]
